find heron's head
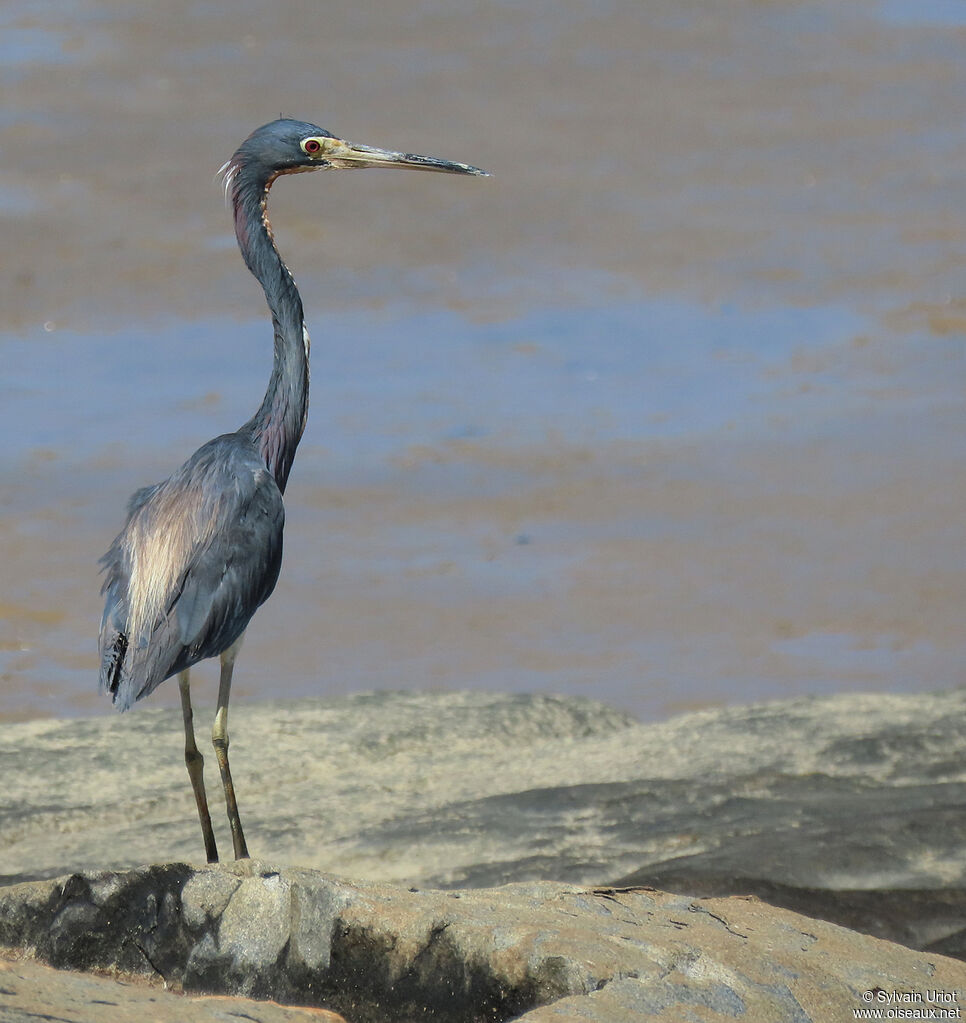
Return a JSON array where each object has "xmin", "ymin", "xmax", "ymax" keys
[{"xmin": 221, "ymin": 118, "xmax": 487, "ymax": 201}]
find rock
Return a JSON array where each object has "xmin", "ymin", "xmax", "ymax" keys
[
  {"xmin": 0, "ymin": 691, "xmax": 637, "ymax": 889},
  {"xmin": 2, "ymin": 862, "xmax": 965, "ymax": 1022},
  {"xmin": 611, "ymin": 872, "xmax": 966, "ymax": 961},
  {"xmin": 6, "ymin": 689, "xmax": 966, "ymax": 960},
  {"xmin": 0, "ymin": 953, "xmax": 347, "ymax": 1023},
  {"xmin": 5, "ymin": 689, "xmax": 966, "ymax": 892}
]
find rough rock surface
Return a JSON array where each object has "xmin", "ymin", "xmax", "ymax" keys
[
  {"xmin": 5, "ymin": 688, "xmax": 966, "ymax": 961},
  {"xmin": 615, "ymin": 872, "xmax": 966, "ymax": 963},
  {"xmin": 0, "ymin": 954, "xmax": 347, "ymax": 1022},
  {"xmin": 5, "ymin": 689, "xmax": 966, "ymax": 892},
  {"xmin": 2, "ymin": 861, "xmax": 965, "ymax": 1023}
]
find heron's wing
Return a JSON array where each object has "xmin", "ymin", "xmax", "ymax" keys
[
  {"xmin": 99, "ymin": 487, "xmax": 159, "ymax": 696},
  {"xmin": 99, "ymin": 435, "xmax": 285, "ymax": 709},
  {"xmin": 173, "ymin": 470, "xmax": 285, "ymax": 653},
  {"xmin": 127, "ymin": 482, "xmax": 163, "ymax": 516}
]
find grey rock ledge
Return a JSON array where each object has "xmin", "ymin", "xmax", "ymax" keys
[{"xmin": 2, "ymin": 861, "xmax": 966, "ymax": 1022}]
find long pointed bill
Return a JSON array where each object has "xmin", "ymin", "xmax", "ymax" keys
[{"xmin": 316, "ymin": 137, "xmax": 488, "ymax": 176}]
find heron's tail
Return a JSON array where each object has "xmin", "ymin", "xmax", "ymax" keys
[
  {"xmin": 99, "ymin": 632, "xmax": 130, "ymax": 705},
  {"xmin": 98, "ymin": 578, "xmax": 140, "ymax": 711}
]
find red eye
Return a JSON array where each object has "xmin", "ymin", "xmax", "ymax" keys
[{"xmin": 302, "ymin": 138, "xmax": 321, "ymax": 154}]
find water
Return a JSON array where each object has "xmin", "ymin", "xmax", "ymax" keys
[
  {"xmin": 1, "ymin": 0, "xmax": 964, "ymax": 721},
  {"xmin": 3, "ymin": 301, "xmax": 869, "ymax": 466},
  {"xmin": 3, "ymin": 296, "xmax": 962, "ymax": 721},
  {"xmin": 876, "ymin": 0, "xmax": 966, "ymax": 26}
]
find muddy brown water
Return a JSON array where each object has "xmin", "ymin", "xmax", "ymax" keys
[{"xmin": 1, "ymin": 0, "xmax": 964, "ymax": 721}]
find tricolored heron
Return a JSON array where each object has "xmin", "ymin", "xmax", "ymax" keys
[{"xmin": 99, "ymin": 119, "xmax": 486, "ymax": 862}]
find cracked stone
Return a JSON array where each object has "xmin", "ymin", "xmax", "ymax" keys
[{"xmin": 1, "ymin": 863, "xmax": 964, "ymax": 1022}]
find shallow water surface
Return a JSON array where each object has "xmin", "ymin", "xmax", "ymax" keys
[
  {"xmin": 2, "ymin": 294, "xmax": 962, "ymax": 721},
  {"xmin": 1, "ymin": 0, "xmax": 964, "ymax": 721}
]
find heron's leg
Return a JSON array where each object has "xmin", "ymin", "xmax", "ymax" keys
[
  {"xmin": 212, "ymin": 635, "xmax": 250, "ymax": 860},
  {"xmin": 179, "ymin": 670, "xmax": 219, "ymax": 863}
]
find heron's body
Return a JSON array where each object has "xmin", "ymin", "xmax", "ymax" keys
[
  {"xmin": 97, "ymin": 119, "xmax": 484, "ymax": 862},
  {"xmin": 99, "ymin": 435, "xmax": 284, "ymax": 709}
]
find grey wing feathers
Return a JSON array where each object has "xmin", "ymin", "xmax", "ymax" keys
[
  {"xmin": 174, "ymin": 478, "xmax": 284, "ymax": 650},
  {"xmin": 99, "ymin": 435, "xmax": 284, "ymax": 710},
  {"xmin": 127, "ymin": 482, "xmax": 163, "ymax": 516}
]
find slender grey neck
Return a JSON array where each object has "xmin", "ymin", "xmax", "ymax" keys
[{"xmin": 230, "ymin": 165, "xmax": 309, "ymax": 494}]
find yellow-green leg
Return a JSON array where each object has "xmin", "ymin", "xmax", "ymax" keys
[
  {"xmin": 212, "ymin": 635, "xmax": 250, "ymax": 860},
  {"xmin": 179, "ymin": 669, "xmax": 219, "ymax": 863}
]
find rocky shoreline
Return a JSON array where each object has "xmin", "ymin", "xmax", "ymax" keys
[
  {"xmin": 3, "ymin": 689, "xmax": 966, "ymax": 1019},
  {"xmin": 3, "ymin": 861, "xmax": 965, "ymax": 1022}
]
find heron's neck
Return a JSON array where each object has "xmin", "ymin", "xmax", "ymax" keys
[{"xmin": 232, "ymin": 171, "xmax": 309, "ymax": 493}]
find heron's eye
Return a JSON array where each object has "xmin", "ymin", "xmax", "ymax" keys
[{"xmin": 301, "ymin": 138, "xmax": 323, "ymax": 155}]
